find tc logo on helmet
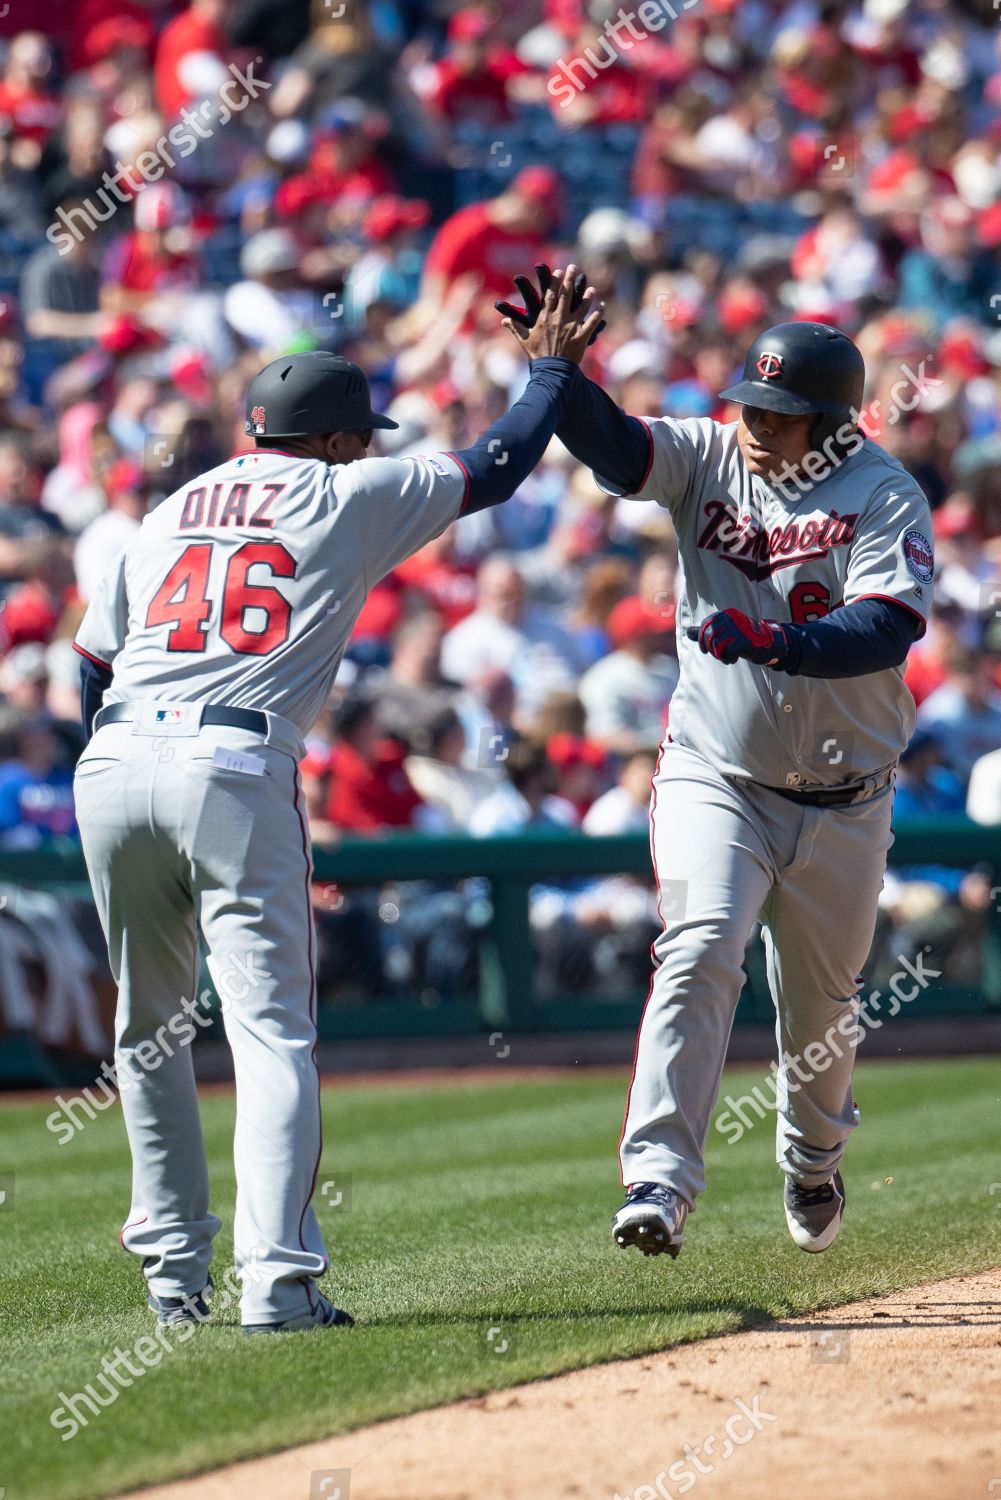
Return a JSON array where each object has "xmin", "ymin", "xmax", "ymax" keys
[
  {"xmin": 250, "ymin": 405, "xmax": 267, "ymax": 433},
  {"xmin": 755, "ymin": 351, "xmax": 784, "ymax": 380}
]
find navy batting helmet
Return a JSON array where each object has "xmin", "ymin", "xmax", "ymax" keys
[
  {"xmin": 244, "ymin": 351, "xmax": 398, "ymax": 438},
  {"xmin": 720, "ymin": 321, "xmax": 865, "ymax": 450}
]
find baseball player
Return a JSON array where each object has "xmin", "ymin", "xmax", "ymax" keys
[
  {"xmin": 73, "ymin": 268, "xmax": 603, "ymax": 1333},
  {"xmin": 498, "ymin": 273, "xmax": 933, "ymax": 1258}
]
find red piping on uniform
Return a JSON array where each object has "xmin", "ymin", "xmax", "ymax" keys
[
  {"xmin": 227, "ymin": 449, "xmax": 293, "ymax": 462},
  {"xmin": 119, "ymin": 1214, "xmax": 148, "ymax": 1248},
  {"xmin": 73, "ymin": 642, "xmax": 112, "ymax": 671},
  {"xmin": 850, "ymin": 593, "xmax": 927, "ymax": 636},
  {"xmin": 292, "ymin": 768, "xmax": 326, "ymax": 1272},
  {"xmin": 628, "ymin": 418, "xmax": 655, "ymax": 495},
  {"xmin": 446, "ymin": 451, "xmax": 472, "ymax": 513},
  {"xmin": 617, "ymin": 738, "xmax": 667, "ymax": 1182}
]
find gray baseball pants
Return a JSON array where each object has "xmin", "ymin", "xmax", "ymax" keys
[
  {"xmin": 73, "ymin": 711, "xmax": 329, "ymax": 1325},
  {"xmin": 621, "ymin": 740, "xmax": 893, "ymax": 1206}
]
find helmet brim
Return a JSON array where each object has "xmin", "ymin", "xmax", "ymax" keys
[{"xmin": 718, "ymin": 379, "xmax": 819, "ymax": 417}]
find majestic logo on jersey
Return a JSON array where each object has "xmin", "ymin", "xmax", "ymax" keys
[
  {"xmin": 902, "ymin": 528, "xmax": 933, "ymax": 584},
  {"xmin": 697, "ymin": 500, "xmax": 858, "ymax": 581},
  {"xmin": 250, "ymin": 405, "xmax": 267, "ymax": 433},
  {"xmin": 755, "ymin": 351, "xmax": 784, "ymax": 380}
]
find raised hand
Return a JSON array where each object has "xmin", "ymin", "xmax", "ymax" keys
[
  {"xmin": 499, "ymin": 264, "xmax": 605, "ymax": 367},
  {"xmin": 496, "ymin": 262, "xmax": 606, "ymax": 346}
]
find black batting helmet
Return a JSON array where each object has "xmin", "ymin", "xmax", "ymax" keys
[
  {"xmin": 244, "ymin": 351, "xmax": 398, "ymax": 438},
  {"xmin": 720, "ymin": 321, "xmax": 865, "ymax": 450}
]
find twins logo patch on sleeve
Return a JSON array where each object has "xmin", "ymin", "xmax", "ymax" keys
[{"xmin": 902, "ymin": 528, "xmax": 934, "ymax": 584}]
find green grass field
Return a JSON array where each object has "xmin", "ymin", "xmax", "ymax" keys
[{"xmin": 1, "ymin": 1057, "xmax": 999, "ymax": 1500}]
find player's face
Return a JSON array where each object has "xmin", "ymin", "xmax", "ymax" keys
[{"xmin": 737, "ymin": 405, "xmax": 818, "ymax": 482}]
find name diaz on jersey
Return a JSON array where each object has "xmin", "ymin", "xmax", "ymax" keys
[
  {"xmin": 178, "ymin": 481, "xmax": 285, "ymax": 530},
  {"xmin": 696, "ymin": 499, "xmax": 859, "ymax": 583}
]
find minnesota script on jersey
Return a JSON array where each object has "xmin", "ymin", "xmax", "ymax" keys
[
  {"xmin": 75, "ymin": 449, "xmax": 467, "ymax": 738},
  {"xmin": 600, "ymin": 418, "xmax": 934, "ymax": 787}
]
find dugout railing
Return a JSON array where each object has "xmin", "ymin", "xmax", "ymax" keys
[{"xmin": 0, "ymin": 818, "xmax": 999, "ymax": 1081}]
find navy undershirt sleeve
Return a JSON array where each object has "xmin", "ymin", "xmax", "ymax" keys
[
  {"xmin": 781, "ymin": 598, "xmax": 920, "ymax": 678},
  {"xmin": 553, "ymin": 369, "xmax": 651, "ymax": 494},
  {"xmin": 450, "ymin": 357, "xmax": 579, "ymax": 514},
  {"xmin": 80, "ymin": 656, "xmax": 114, "ymax": 738}
]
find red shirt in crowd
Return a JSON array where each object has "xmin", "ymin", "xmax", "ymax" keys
[
  {"xmin": 275, "ymin": 135, "xmax": 395, "ymax": 219},
  {"xmin": 394, "ymin": 552, "xmax": 477, "ymax": 630},
  {"xmin": 275, "ymin": 159, "xmax": 395, "ymax": 219},
  {"xmin": 0, "ymin": 81, "xmax": 61, "ymax": 144},
  {"xmin": 102, "ymin": 234, "xmax": 202, "ymax": 295},
  {"xmin": 904, "ymin": 647, "xmax": 950, "ymax": 707},
  {"xmin": 423, "ymin": 203, "xmax": 548, "ymax": 301},
  {"xmin": 352, "ymin": 576, "xmax": 406, "ymax": 641},
  {"xmin": 71, "ymin": 1, "xmax": 155, "ymax": 67},
  {"xmin": 154, "ymin": 7, "xmax": 229, "ymax": 121},
  {"xmin": 429, "ymin": 50, "xmax": 525, "ymax": 124},
  {"xmin": 547, "ymin": 58, "xmax": 650, "ymax": 123},
  {"xmin": 865, "ymin": 148, "xmax": 955, "ymax": 201},
  {"xmin": 0, "ymin": 0, "xmax": 150, "ymax": 61},
  {"xmin": 319, "ymin": 740, "xmax": 423, "ymax": 833}
]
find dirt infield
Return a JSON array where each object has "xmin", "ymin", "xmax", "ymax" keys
[{"xmin": 130, "ymin": 1268, "xmax": 1001, "ymax": 1500}]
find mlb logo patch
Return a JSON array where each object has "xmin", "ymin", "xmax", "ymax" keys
[
  {"xmin": 155, "ymin": 709, "xmax": 183, "ymax": 724},
  {"xmin": 250, "ymin": 404, "xmax": 267, "ymax": 434}
]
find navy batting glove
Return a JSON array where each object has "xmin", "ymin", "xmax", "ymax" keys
[
  {"xmin": 686, "ymin": 609, "xmax": 793, "ymax": 668},
  {"xmin": 495, "ymin": 264, "xmax": 605, "ymax": 345}
]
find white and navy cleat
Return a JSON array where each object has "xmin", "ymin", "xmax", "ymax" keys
[
  {"xmin": 148, "ymin": 1278, "xmax": 213, "ymax": 1327},
  {"xmin": 612, "ymin": 1182, "xmax": 688, "ymax": 1258},
  {"xmin": 784, "ymin": 1170, "xmax": 846, "ymax": 1253},
  {"xmin": 242, "ymin": 1293, "xmax": 356, "ymax": 1336}
]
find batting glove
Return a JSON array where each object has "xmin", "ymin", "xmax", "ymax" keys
[
  {"xmin": 686, "ymin": 609, "xmax": 793, "ymax": 669},
  {"xmin": 495, "ymin": 263, "xmax": 606, "ymax": 345}
]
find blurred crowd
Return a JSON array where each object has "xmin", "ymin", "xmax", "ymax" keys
[{"xmin": 0, "ymin": 0, "xmax": 999, "ymax": 1017}]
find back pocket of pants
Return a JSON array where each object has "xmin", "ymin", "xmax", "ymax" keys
[{"xmin": 74, "ymin": 757, "xmax": 122, "ymax": 779}]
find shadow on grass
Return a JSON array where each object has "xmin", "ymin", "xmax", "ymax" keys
[{"xmin": 306, "ymin": 1301, "xmax": 782, "ymax": 1333}]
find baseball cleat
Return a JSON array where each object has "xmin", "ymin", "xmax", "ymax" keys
[
  {"xmin": 242, "ymin": 1293, "xmax": 355, "ymax": 1336},
  {"xmin": 612, "ymin": 1182, "xmax": 688, "ymax": 1258},
  {"xmin": 784, "ymin": 1170, "xmax": 846, "ymax": 1253},
  {"xmin": 148, "ymin": 1278, "xmax": 213, "ymax": 1326}
]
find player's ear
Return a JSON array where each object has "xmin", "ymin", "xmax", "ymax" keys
[{"xmin": 321, "ymin": 432, "xmax": 343, "ymax": 465}]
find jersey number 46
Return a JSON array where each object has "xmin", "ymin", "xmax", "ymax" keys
[{"xmin": 146, "ymin": 542, "xmax": 295, "ymax": 656}]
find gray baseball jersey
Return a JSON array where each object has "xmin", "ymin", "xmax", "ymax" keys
[
  {"xmin": 610, "ymin": 419, "xmax": 934, "ymax": 1221},
  {"xmin": 603, "ymin": 419, "xmax": 933, "ymax": 787},
  {"xmin": 72, "ymin": 446, "xmax": 465, "ymax": 1327},
  {"xmin": 75, "ymin": 448, "xmax": 467, "ymax": 734}
]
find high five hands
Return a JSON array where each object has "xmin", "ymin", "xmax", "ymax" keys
[{"xmin": 495, "ymin": 263, "xmax": 606, "ymax": 366}]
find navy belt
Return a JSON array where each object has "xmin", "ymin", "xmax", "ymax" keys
[
  {"xmin": 767, "ymin": 781, "xmax": 874, "ymax": 808},
  {"xmin": 95, "ymin": 703, "xmax": 268, "ymax": 736}
]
